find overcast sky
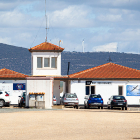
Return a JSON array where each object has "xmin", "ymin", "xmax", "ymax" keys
[{"xmin": 0, "ymin": 0, "xmax": 140, "ymax": 53}]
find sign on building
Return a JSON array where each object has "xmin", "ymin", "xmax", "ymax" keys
[
  {"xmin": 126, "ymin": 85, "xmax": 140, "ymax": 96},
  {"xmin": 13, "ymin": 83, "xmax": 26, "ymax": 90}
]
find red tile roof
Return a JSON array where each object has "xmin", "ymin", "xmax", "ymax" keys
[
  {"xmin": 55, "ymin": 63, "xmax": 140, "ymax": 80},
  {"xmin": 0, "ymin": 68, "xmax": 28, "ymax": 79},
  {"xmin": 28, "ymin": 42, "xmax": 64, "ymax": 52}
]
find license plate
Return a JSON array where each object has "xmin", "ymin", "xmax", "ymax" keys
[
  {"xmin": 118, "ymin": 104, "xmax": 123, "ymax": 105},
  {"xmin": 68, "ymin": 103, "xmax": 74, "ymax": 105},
  {"xmin": 92, "ymin": 103, "xmax": 101, "ymax": 105}
]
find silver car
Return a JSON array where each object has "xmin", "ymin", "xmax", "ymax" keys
[{"xmin": 61, "ymin": 93, "xmax": 79, "ymax": 109}]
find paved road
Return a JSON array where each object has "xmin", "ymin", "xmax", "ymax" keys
[
  {"xmin": 0, "ymin": 107, "xmax": 140, "ymax": 140},
  {"xmin": 1, "ymin": 105, "xmax": 140, "ymax": 113}
]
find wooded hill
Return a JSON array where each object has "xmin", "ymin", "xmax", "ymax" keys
[{"xmin": 0, "ymin": 43, "xmax": 140, "ymax": 76}]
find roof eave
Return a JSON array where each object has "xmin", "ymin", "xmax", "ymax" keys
[
  {"xmin": 28, "ymin": 50, "xmax": 64, "ymax": 52},
  {"xmin": 0, "ymin": 77, "xmax": 27, "ymax": 80},
  {"xmin": 54, "ymin": 77, "xmax": 140, "ymax": 81}
]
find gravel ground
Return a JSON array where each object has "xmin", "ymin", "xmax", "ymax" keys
[{"xmin": 0, "ymin": 108, "xmax": 140, "ymax": 140}]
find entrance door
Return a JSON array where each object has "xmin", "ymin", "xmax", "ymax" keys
[
  {"xmin": 91, "ymin": 86, "xmax": 95, "ymax": 94},
  {"xmin": 86, "ymin": 86, "xmax": 89, "ymax": 95},
  {"xmin": 118, "ymin": 86, "xmax": 123, "ymax": 95}
]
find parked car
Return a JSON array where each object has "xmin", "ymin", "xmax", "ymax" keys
[
  {"xmin": 84, "ymin": 94, "xmax": 103, "ymax": 109},
  {"xmin": 61, "ymin": 93, "xmax": 79, "ymax": 109},
  {"xmin": 18, "ymin": 92, "xmax": 26, "ymax": 107},
  {"xmin": 53, "ymin": 95, "xmax": 57, "ymax": 105},
  {"xmin": 107, "ymin": 95, "xmax": 127, "ymax": 110},
  {"xmin": 0, "ymin": 91, "xmax": 10, "ymax": 107},
  {"xmin": 60, "ymin": 96, "xmax": 62, "ymax": 104}
]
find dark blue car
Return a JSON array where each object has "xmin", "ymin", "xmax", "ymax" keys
[{"xmin": 84, "ymin": 94, "xmax": 104, "ymax": 109}]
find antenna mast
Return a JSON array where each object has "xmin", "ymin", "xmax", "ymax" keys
[
  {"xmin": 45, "ymin": 0, "xmax": 47, "ymax": 42},
  {"xmin": 82, "ymin": 39, "xmax": 84, "ymax": 52}
]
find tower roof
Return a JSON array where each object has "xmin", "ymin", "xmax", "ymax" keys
[{"xmin": 28, "ymin": 42, "xmax": 64, "ymax": 52}]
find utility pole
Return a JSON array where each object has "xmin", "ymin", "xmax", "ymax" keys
[{"xmin": 107, "ymin": 56, "xmax": 112, "ymax": 62}]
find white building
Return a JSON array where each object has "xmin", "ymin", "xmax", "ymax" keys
[
  {"xmin": 0, "ymin": 68, "xmax": 27, "ymax": 104},
  {"xmin": 59, "ymin": 63, "xmax": 140, "ymax": 106},
  {"xmin": 0, "ymin": 42, "xmax": 64, "ymax": 108},
  {"xmin": 26, "ymin": 42, "xmax": 64, "ymax": 108},
  {"xmin": 1, "ymin": 42, "xmax": 140, "ymax": 108}
]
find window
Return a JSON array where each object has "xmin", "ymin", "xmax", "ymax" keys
[
  {"xmin": 90, "ymin": 94, "xmax": 101, "ymax": 98},
  {"xmin": 113, "ymin": 96, "xmax": 125, "ymax": 100},
  {"xmin": 51, "ymin": 57, "xmax": 57, "ymax": 68},
  {"xmin": 37, "ymin": 57, "xmax": 42, "ymax": 68},
  {"xmin": 44, "ymin": 58, "xmax": 50, "ymax": 67},
  {"xmin": 65, "ymin": 94, "xmax": 77, "ymax": 98},
  {"xmin": 37, "ymin": 57, "xmax": 57, "ymax": 69}
]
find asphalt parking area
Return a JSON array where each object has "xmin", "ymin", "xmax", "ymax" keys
[{"xmin": 1, "ymin": 105, "xmax": 140, "ymax": 113}]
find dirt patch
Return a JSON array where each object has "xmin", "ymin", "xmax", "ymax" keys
[{"xmin": 0, "ymin": 109, "xmax": 140, "ymax": 140}]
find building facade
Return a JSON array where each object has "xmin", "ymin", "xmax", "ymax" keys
[
  {"xmin": 27, "ymin": 42, "xmax": 64, "ymax": 108},
  {"xmin": 60, "ymin": 63, "xmax": 140, "ymax": 106},
  {"xmin": 0, "ymin": 68, "xmax": 27, "ymax": 104}
]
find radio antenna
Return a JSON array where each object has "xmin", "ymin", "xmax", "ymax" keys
[
  {"xmin": 45, "ymin": 0, "xmax": 48, "ymax": 42},
  {"xmin": 82, "ymin": 39, "xmax": 84, "ymax": 52}
]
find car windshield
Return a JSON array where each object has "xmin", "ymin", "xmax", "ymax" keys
[
  {"xmin": 5, "ymin": 92, "xmax": 9, "ymax": 95},
  {"xmin": 66, "ymin": 94, "xmax": 77, "ymax": 98},
  {"xmin": 90, "ymin": 95, "xmax": 101, "ymax": 98},
  {"xmin": 113, "ymin": 96, "xmax": 125, "ymax": 100}
]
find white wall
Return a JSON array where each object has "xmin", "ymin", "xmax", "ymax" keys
[
  {"xmin": 71, "ymin": 81, "xmax": 85, "ymax": 104},
  {"xmin": 0, "ymin": 80, "xmax": 26, "ymax": 104},
  {"xmin": 26, "ymin": 79, "xmax": 53, "ymax": 109},
  {"xmin": 71, "ymin": 80, "xmax": 140, "ymax": 105},
  {"xmin": 53, "ymin": 80, "xmax": 60, "ymax": 104},
  {"xmin": 31, "ymin": 52, "xmax": 61, "ymax": 76}
]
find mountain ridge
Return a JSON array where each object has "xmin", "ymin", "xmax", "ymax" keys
[{"xmin": 0, "ymin": 43, "xmax": 140, "ymax": 76}]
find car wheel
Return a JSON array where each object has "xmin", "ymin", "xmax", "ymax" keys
[
  {"xmin": 19, "ymin": 103, "xmax": 22, "ymax": 107},
  {"xmin": 108, "ymin": 106, "xmax": 110, "ymax": 109},
  {"xmin": 87, "ymin": 104, "xmax": 90, "ymax": 109},
  {"xmin": 125, "ymin": 107, "xmax": 127, "ymax": 110},
  {"xmin": 84, "ymin": 104, "xmax": 86, "ymax": 109},
  {"xmin": 98, "ymin": 106, "xmax": 100, "ymax": 109},
  {"xmin": 0, "ymin": 100, "xmax": 4, "ymax": 107},
  {"xmin": 122, "ymin": 107, "xmax": 124, "ymax": 110},
  {"xmin": 76, "ymin": 106, "xmax": 78, "ymax": 109},
  {"xmin": 111, "ymin": 105, "xmax": 113, "ymax": 109},
  {"xmin": 101, "ymin": 106, "xmax": 103, "ymax": 109}
]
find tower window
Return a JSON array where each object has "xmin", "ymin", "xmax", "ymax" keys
[
  {"xmin": 37, "ymin": 57, "xmax": 57, "ymax": 69},
  {"xmin": 44, "ymin": 58, "xmax": 50, "ymax": 67},
  {"xmin": 51, "ymin": 57, "xmax": 57, "ymax": 68},
  {"xmin": 37, "ymin": 57, "xmax": 42, "ymax": 68}
]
